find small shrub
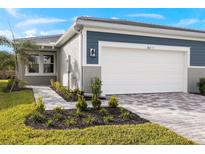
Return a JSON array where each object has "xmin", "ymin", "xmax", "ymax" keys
[
  {"xmin": 53, "ymin": 113, "xmax": 64, "ymax": 121},
  {"xmin": 53, "ymin": 106, "xmax": 64, "ymax": 114},
  {"xmin": 30, "ymin": 111, "xmax": 47, "ymax": 123},
  {"xmin": 90, "ymin": 77, "xmax": 102, "ymax": 97},
  {"xmin": 76, "ymin": 96, "xmax": 87, "ymax": 111},
  {"xmin": 120, "ymin": 107, "xmax": 126, "ymax": 113},
  {"xmin": 108, "ymin": 96, "xmax": 118, "ymax": 108},
  {"xmin": 59, "ymin": 86, "xmax": 71, "ymax": 98},
  {"xmin": 54, "ymin": 81, "xmax": 61, "ymax": 92},
  {"xmin": 6, "ymin": 79, "xmax": 14, "ymax": 90},
  {"xmin": 64, "ymin": 92, "xmax": 73, "ymax": 101},
  {"xmin": 64, "ymin": 118, "xmax": 77, "ymax": 126},
  {"xmin": 18, "ymin": 80, "xmax": 27, "ymax": 89},
  {"xmin": 35, "ymin": 97, "xmax": 45, "ymax": 113},
  {"xmin": 119, "ymin": 107, "xmax": 132, "ymax": 119},
  {"xmin": 59, "ymin": 85, "xmax": 67, "ymax": 95},
  {"xmin": 51, "ymin": 81, "xmax": 84, "ymax": 101},
  {"xmin": 99, "ymin": 108, "xmax": 108, "ymax": 115},
  {"xmin": 50, "ymin": 79, "xmax": 54, "ymax": 88},
  {"xmin": 103, "ymin": 116, "xmax": 114, "ymax": 123},
  {"xmin": 83, "ymin": 116, "xmax": 96, "ymax": 125},
  {"xmin": 78, "ymin": 90, "xmax": 84, "ymax": 96},
  {"xmin": 47, "ymin": 119, "xmax": 54, "ymax": 127},
  {"xmin": 75, "ymin": 109, "xmax": 82, "ymax": 117},
  {"xmin": 5, "ymin": 79, "xmax": 27, "ymax": 91},
  {"xmin": 197, "ymin": 78, "xmax": 205, "ymax": 95},
  {"xmin": 72, "ymin": 88, "xmax": 84, "ymax": 96},
  {"xmin": 91, "ymin": 95, "xmax": 101, "ymax": 109},
  {"xmin": 120, "ymin": 111, "xmax": 131, "ymax": 120}
]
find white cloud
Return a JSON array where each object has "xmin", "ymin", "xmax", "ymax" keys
[
  {"xmin": 4, "ymin": 8, "xmax": 21, "ymax": 18},
  {"xmin": 175, "ymin": 18, "xmax": 199, "ymax": 27},
  {"xmin": 16, "ymin": 17, "xmax": 66, "ymax": 28},
  {"xmin": 24, "ymin": 29, "xmax": 37, "ymax": 38},
  {"xmin": 110, "ymin": 17, "xmax": 119, "ymax": 20},
  {"xmin": 39, "ymin": 29, "xmax": 65, "ymax": 36},
  {"xmin": 127, "ymin": 13, "xmax": 165, "ymax": 19},
  {"xmin": 0, "ymin": 29, "xmax": 12, "ymax": 39}
]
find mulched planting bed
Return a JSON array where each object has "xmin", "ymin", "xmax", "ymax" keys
[
  {"xmin": 51, "ymin": 87, "xmax": 107, "ymax": 102},
  {"xmin": 25, "ymin": 107, "xmax": 149, "ymax": 129}
]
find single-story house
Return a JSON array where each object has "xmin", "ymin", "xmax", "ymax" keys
[{"xmin": 18, "ymin": 16, "xmax": 205, "ymax": 95}]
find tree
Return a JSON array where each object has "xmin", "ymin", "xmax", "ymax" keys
[
  {"xmin": 0, "ymin": 35, "xmax": 39, "ymax": 92},
  {"xmin": 0, "ymin": 51, "xmax": 15, "ymax": 79},
  {"xmin": 0, "ymin": 51, "xmax": 15, "ymax": 70}
]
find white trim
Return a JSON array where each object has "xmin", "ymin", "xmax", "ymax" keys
[
  {"xmin": 25, "ymin": 52, "xmax": 56, "ymax": 76},
  {"xmin": 37, "ymin": 43, "xmax": 56, "ymax": 46},
  {"xmin": 84, "ymin": 64, "xmax": 101, "ymax": 67},
  {"xmin": 25, "ymin": 54, "xmax": 40, "ymax": 75},
  {"xmin": 24, "ymin": 74, "xmax": 57, "ymax": 76},
  {"xmin": 99, "ymin": 41, "xmax": 189, "ymax": 51},
  {"xmin": 79, "ymin": 32, "xmax": 82, "ymax": 89},
  {"xmin": 189, "ymin": 66, "xmax": 205, "ymax": 68},
  {"xmin": 80, "ymin": 21, "xmax": 205, "ymax": 42},
  {"xmin": 99, "ymin": 41, "xmax": 190, "ymax": 93},
  {"xmin": 82, "ymin": 29, "xmax": 87, "ymax": 66},
  {"xmin": 42, "ymin": 53, "xmax": 56, "ymax": 74},
  {"xmin": 98, "ymin": 41, "xmax": 191, "ymax": 67}
]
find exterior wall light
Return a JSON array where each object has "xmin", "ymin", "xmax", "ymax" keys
[{"xmin": 89, "ymin": 48, "xmax": 96, "ymax": 57}]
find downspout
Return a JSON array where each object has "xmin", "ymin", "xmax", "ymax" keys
[
  {"xmin": 56, "ymin": 47, "xmax": 60, "ymax": 82},
  {"xmin": 80, "ymin": 29, "xmax": 84, "ymax": 90},
  {"xmin": 55, "ymin": 22, "xmax": 83, "ymax": 89},
  {"xmin": 73, "ymin": 24, "xmax": 84, "ymax": 90}
]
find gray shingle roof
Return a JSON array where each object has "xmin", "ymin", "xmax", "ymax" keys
[{"xmin": 16, "ymin": 34, "xmax": 62, "ymax": 44}]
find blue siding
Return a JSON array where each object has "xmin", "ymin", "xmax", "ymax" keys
[{"xmin": 87, "ymin": 31, "xmax": 205, "ymax": 66}]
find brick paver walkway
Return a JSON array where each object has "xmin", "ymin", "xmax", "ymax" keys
[
  {"xmin": 117, "ymin": 93, "xmax": 205, "ymax": 144},
  {"xmin": 29, "ymin": 86, "xmax": 108, "ymax": 110}
]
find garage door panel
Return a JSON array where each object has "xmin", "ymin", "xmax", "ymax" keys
[{"xmin": 101, "ymin": 46, "xmax": 186, "ymax": 94}]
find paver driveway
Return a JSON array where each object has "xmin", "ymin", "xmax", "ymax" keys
[{"xmin": 118, "ymin": 92, "xmax": 205, "ymax": 144}]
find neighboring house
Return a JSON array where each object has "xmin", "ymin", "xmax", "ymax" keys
[{"xmin": 18, "ymin": 16, "xmax": 205, "ymax": 95}]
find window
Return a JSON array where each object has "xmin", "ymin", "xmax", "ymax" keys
[
  {"xmin": 43, "ymin": 55, "xmax": 54, "ymax": 73},
  {"xmin": 28, "ymin": 54, "xmax": 39, "ymax": 73},
  {"xmin": 26, "ymin": 53, "xmax": 55, "ymax": 75}
]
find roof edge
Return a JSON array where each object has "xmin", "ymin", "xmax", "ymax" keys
[
  {"xmin": 76, "ymin": 16, "xmax": 205, "ymax": 42},
  {"xmin": 56, "ymin": 22, "xmax": 82, "ymax": 47},
  {"xmin": 76, "ymin": 16, "xmax": 205, "ymax": 34},
  {"xmin": 56, "ymin": 16, "xmax": 205, "ymax": 47},
  {"xmin": 16, "ymin": 34, "xmax": 62, "ymax": 40}
]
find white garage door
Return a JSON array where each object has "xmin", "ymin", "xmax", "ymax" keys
[{"xmin": 100, "ymin": 42, "xmax": 188, "ymax": 95}]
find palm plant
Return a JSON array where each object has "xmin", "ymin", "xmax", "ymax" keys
[{"xmin": 0, "ymin": 34, "xmax": 39, "ymax": 92}]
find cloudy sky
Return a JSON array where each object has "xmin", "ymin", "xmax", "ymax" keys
[{"xmin": 1, "ymin": 8, "xmax": 205, "ymax": 39}]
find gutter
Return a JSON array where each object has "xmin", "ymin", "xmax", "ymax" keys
[{"xmin": 55, "ymin": 22, "xmax": 83, "ymax": 47}]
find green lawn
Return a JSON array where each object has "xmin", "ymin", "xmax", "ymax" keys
[{"xmin": 0, "ymin": 80, "xmax": 195, "ymax": 144}]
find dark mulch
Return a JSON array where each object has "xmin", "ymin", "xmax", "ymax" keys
[
  {"xmin": 51, "ymin": 87, "xmax": 107, "ymax": 102},
  {"xmin": 25, "ymin": 107, "xmax": 149, "ymax": 130}
]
